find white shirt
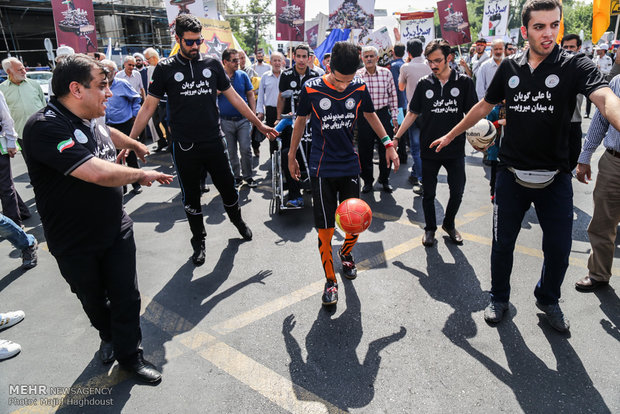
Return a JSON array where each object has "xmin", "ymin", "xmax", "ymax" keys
[
  {"xmin": 476, "ymin": 58, "xmax": 502, "ymax": 100},
  {"xmin": 115, "ymin": 69, "xmax": 144, "ymax": 94},
  {"xmin": 256, "ymin": 70, "xmax": 281, "ymax": 113},
  {"xmin": 471, "ymin": 52, "xmax": 490, "ymax": 77},
  {"xmin": 253, "ymin": 62, "xmax": 271, "ymax": 77},
  {"xmin": 593, "ymin": 54, "xmax": 613, "ymax": 75}
]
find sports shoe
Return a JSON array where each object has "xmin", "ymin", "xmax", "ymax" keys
[
  {"xmin": 0, "ymin": 339, "xmax": 21, "ymax": 360},
  {"xmin": 322, "ymin": 280, "xmax": 338, "ymax": 305},
  {"xmin": 286, "ymin": 196, "xmax": 304, "ymax": 208},
  {"xmin": 21, "ymin": 241, "xmax": 38, "ymax": 269},
  {"xmin": 234, "ymin": 220, "xmax": 253, "ymax": 241},
  {"xmin": 339, "ymin": 250, "xmax": 357, "ymax": 280},
  {"xmin": 245, "ymin": 178, "xmax": 258, "ymax": 188},
  {"xmin": 234, "ymin": 178, "xmax": 243, "ymax": 188},
  {"xmin": 408, "ymin": 175, "xmax": 419, "ymax": 186},
  {"xmin": 536, "ymin": 301, "xmax": 570, "ymax": 332},
  {"xmin": 191, "ymin": 238, "xmax": 206, "ymax": 266},
  {"xmin": 484, "ymin": 300, "xmax": 509, "ymax": 323},
  {"xmin": 413, "ymin": 183, "xmax": 423, "ymax": 195},
  {"xmin": 0, "ymin": 310, "xmax": 25, "ymax": 331}
]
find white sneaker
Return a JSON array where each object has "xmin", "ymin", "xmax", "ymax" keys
[
  {"xmin": 0, "ymin": 310, "xmax": 25, "ymax": 330},
  {"xmin": 0, "ymin": 339, "xmax": 22, "ymax": 360}
]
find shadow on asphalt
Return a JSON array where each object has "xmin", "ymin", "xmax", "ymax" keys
[
  {"xmin": 594, "ymin": 287, "xmax": 620, "ymax": 342},
  {"xmin": 282, "ymin": 279, "xmax": 406, "ymax": 412}
]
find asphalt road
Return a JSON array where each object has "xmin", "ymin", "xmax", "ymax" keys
[{"xmin": 1, "ymin": 117, "xmax": 618, "ymax": 413}]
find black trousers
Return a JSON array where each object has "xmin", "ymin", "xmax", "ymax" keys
[
  {"xmin": 280, "ymin": 125, "xmax": 304, "ymax": 199},
  {"xmin": 422, "ymin": 156, "xmax": 466, "ymax": 231},
  {"xmin": 152, "ymin": 101, "xmax": 168, "ymax": 143},
  {"xmin": 265, "ymin": 106, "xmax": 278, "ymax": 154},
  {"xmin": 0, "ymin": 153, "xmax": 29, "ymax": 226},
  {"xmin": 357, "ymin": 106, "xmax": 393, "ymax": 185},
  {"xmin": 55, "ymin": 225, "xmax": 142, "ymax": 364},
  {"xmin": 569, "ymin": 122, "xmax": 582, "ymax": 171},
  {"xmin": 171, "ymin": 139, "xmax": 242, "ymax": 247},
  {"xmin": 107, "ymin": 119, "xmax": 141, "ymax": 190}
]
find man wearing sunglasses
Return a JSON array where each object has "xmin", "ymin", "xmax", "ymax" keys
[{"xmin": 130, "ymin": 14, "xmax": 278, "ymax": 266}]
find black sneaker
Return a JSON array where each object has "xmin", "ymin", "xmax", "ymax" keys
[
  {"xmin": 322, "ymin": 281, "xmax": 338, "ymax": 305},
  {"xmin": 234, "ymin": 220, "xmax": 253, "ymax": 241},
  {"xmin": 191, "ymin": 239, "xmax": 205, "ymax": 266},
  {"xmin": 536, "ymin": 301, "xmax": 570, "ymax": 332},
  {"xmin": 234, "ymin": 178, "xmax": 243, "ymax": 188},
  {"xmin": 245, "ymin": 178, "xmax": 258, "ymax": 188},
  {"xmin": 21, "ymin": 241, "xmax": 38, "ymax": 269},
  {"xmin": 339, "ymin": 250, "xmax": 357, "ymax": 280},
  {"xmin": 484, "ymin": 300, "xmax": 509, "ymax": 323}
]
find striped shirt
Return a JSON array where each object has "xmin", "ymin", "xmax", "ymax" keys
[
  {"xmin": 356, "ymin": 66, "xmax": 399, "ymax": 124},
  {"xmin": 578, "ymin": 75, "xmax": 620, "ymax": 165}
]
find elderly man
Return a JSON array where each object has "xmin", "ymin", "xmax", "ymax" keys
[
  {"xmin": 257, "ymin": 51, "xmax": 284, "ymax": 154},
  {"xmin": 476, "ymin": 39, "xmax": 504, "ymax": 100},
  {"xmin": 143, "ymin": 48, "xmax": 169, "ymax": 151},
  {"xmin": 116, "ymin": 55, "xmax": 145, "ymax": 101},
  {"xmin": 357, "ymin": 45, "xmax": 399, "ymax": 193}
]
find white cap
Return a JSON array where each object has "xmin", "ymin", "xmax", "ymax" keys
[
  {"xmin": 601, "ymin": 43, "xmax": 609, "ymax": 50},
  {"xmin": 56, "ymin": 45, "xmax": 75, "ymax": 58}
]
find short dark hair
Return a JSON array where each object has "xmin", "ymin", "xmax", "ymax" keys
[
  {"xmin": 522, "ymin": 0, "xmax": 562, "ymax": 29},
  {"xmin": 406, "ymin": 39, "xmax": 423, "ymax": 58},
  {"xmin": 52, "ymin": 54, "xmax": 106, "ymax": 98},
  {"xmin": 424, "ymin": 39, "xmax": 452, "ymax": 60},
  {"xmin": 393, "ymin": 43, "xmax": 405, "ymax": 58},
  {"xmin": 175, "ymin": 14, "xmax": 202, "ymax": 38},
  {"xmin": 476, "ymin": 38, "xmax": 487, "ymax": 45},
  {"xmin": 294, "ymin": 44, "xmax": 310, "ymax": 57},
  {"xmin": 330, "ymin": 41, "xmax": 361, "ymax": 75},
  {"xmin": 561, "ymin": 33, "xmax": 582, "ymax": 47},
  {"xmin": 222, "ymin": 48, "xmax": 238, "ymax": 62},
  {"xmin": 504, "ymin": 42, "xmax": 514, "ymax": 49},
  {"xmin": 323, "ymin": 53, "xmax": 331, "ymax": 60}
]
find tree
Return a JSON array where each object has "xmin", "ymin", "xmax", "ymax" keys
[{"xmin": 226, "ymin": 0, "xmax": 274, "ymax": 54}]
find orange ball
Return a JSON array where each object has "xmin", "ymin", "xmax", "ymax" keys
[{"xmin": 335, "ymin": 198, "xmax": 372, "ymax": 234}]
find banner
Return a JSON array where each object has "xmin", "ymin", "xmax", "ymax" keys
[
  {"xmin": 276, "ymin": 0, "xmax": 305, "ymax": 41},
  {"xmin": 481, "ymin": 0, "xmax": 509, "ymax": 37},
  {"xmin": 328, "ymin": 0, "xmax": 375, "ymax": 30},
  {"xmin": 359, "ymin": 26, "xmax": 393, "ymax": 67},
  {"xmin": 165, "ymin": 0, "xmax": 205, "ymax": 36},
  {"xmin": 508, "ymin": 27, "xmax": 520, "ymax": 44},
  {"xmin": 437, "ymin": 0, "xmax": 472, "ymax": 45},
  {"xmin": 51, "ymin": 0, "xmax": 98, "ymax": 53},
  {"xmin": 306, "ymin": 23, "xmax": 319, "ymax": 49},
  {"xmin": 399, "ymin": 11, "xmax": 435, "ymax": 49}
]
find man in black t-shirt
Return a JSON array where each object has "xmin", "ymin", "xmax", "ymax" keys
[
  {"xmin": 23, "ymin": 55, "xmax": 173, "ymax": 383},
  {"xmin": 432, "ymin": 0, "xmax": 620, "ymax": 333},
  {"xmin": 395, "ymin": 39, "xmax": 477, "ymax": 248},
  {"xmin": 130, "ymin": 14, "xmax": 277, "ymax": 266}
]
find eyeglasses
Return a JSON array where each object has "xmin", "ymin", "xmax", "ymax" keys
[
  {"xmin": 227, "ymin": 58, "xmax": 239, "ymax": 63},
  {"xmin": 426, "ymin": 57, "xmax": 445, "ymax": 65},
  {"xmin": 182, "ymin": 38, "xmax": 204, "ymax": 47}
]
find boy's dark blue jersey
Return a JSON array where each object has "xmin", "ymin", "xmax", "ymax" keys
[{"xmin": 297, "ymin": 76, "xmax": 375, "ymax": 177}]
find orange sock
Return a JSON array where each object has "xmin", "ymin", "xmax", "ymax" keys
[
  {"xmin": 340, "ymin": 233, "xmax": 358, "ymax": 257},
  {"xmin": 318, "ymin": 228, "xmax": 336, "ymax": 282}
]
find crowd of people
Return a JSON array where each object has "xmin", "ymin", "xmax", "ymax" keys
[{"xmin": 1, "ymin": 0, "xmax": 619, "ymax": 389}]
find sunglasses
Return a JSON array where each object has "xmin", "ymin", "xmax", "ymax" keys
[{"xmin": 182, "ymin": 38, "xmax": 204, "ymax": 47}]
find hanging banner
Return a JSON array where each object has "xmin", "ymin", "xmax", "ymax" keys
[
  {"xmin": 276, "ymin": 0, "xmax": 306, "ymax": 41},
  {"xmin": 437, "ymin": 0, "xmax": 472, "ymax": 45},
  {"xmin": 359, "ymin": 26, "xmax": 393, "ymax": 67},
  {"xmin": 51, "ymin": 0, "xmax": 98, "ymax": 53},
  {"xmin": 328, "ymin": 0, "xmax": 375, "ymax": 30},
  {"xmin": 481, "ymin": 0, "xmax": 510, "ymax": 38},
  {"xmin": 165, "ymin": 0, "xmax": 205, "ymax": 36},
  {"xmin": 399, "ymin": 11, "xmax": 436, "ymax": 49},
  {"xmin": 306, "ymin": 23, "xmax": 319, "ymax": 49},
  {"xmin": 509, "ymin": 27, "xmax": 520, "ymax": 44}
]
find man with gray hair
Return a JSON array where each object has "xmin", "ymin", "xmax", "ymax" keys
[
  {"xmin": 476, "ymin": 38, "xmax": 504, "ymax": 100},
  {"xmin": 142, "ymin": 48, "xmax": 169, "ymax": 151},
  {"xmin": 356, "ymin": 45, "xmax": 399, "ymax": 193},
  {"xmin": 116, "ymin": 55, "xmax": 145, "ymax": 101}
]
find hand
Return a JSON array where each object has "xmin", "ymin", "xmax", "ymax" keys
[
  {"xmin": 288, "ymin": 156, "xmax": 300, "ymax": 181},
  {"xmin": 497, "ymin": 119, "xmax": 506, "ymax": 126},
  {"xmin": 393, "ymin": 123, "xmax": 399, "ymax": 135},
  {"xmin": 386, "ymin": 146, "xmax": 400, "ymax": 172},
  {"xmin": 575, "ymin": 163, "xmax": 591, "ymax": 184},
  {"xmin": 116, "ymin": 149, "xmax": 128, "ymax": 165},
  {"xmin": 257, "ymin": 112, "xmax": 264, "ymax": 121},
  {"xmin": 430, "ymin": 135, "xmax": 453, "ymax": 152},
  {"xmin": 7, "ymin": 147, "xmax": 17, "ymax": 158},
  {"xmin": 459, "ymin": 58, "xmax": 468, "ymax": 68},
  {"xmin": 259, "ymin": 123, "xmax": 279, "ymax": 141},
  {"xmin": 133, "ymin": 141, "xmax": 150, "ymax": 163},
  {"xmin": 139, "ymin": 170, "xmax": 174, "ymax": 186}
]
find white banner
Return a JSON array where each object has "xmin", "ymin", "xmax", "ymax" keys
[
  {"xmin": 481, "ymin": 0, "xmax": 510, "ymax": 38},
  {"xmin": 399, "ymin": 11, "xmax": 435, "ymax": 49},
  {"xmin": 508, "ymin": 28, "xmax": 520, "ymax": 44},
  {"xmin": 359, "ymin": 26, "xmax": 393, "ymax": 66}
]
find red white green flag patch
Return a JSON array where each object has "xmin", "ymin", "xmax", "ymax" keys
[{"xmin": 57, "ymin": 138, "xmax": 75, "ymax": 153}]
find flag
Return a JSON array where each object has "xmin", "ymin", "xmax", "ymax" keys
[
  {"xmin": 105, "ymin": 37, "xmax": 112, "ymax": 60},
  {"xmin": 313, "ymin": 28, "xmax": 351, "ymax": 67},
  {"xmin": 592, "ymin": 0, "xmax": 611, "ymax": 43},
  {"xmin": 555, "ymin": 0, "xmax": 564, "ymax": 44}
]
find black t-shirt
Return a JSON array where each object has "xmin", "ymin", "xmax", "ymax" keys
[
  {"xmin": 297, "ymin": 76, "xmax": 374, "ymax": 177},
  {"xmin": 22, "ymin": 99, "xmax": 131, "ymax": 257},
  {"xmin": 278, "ymin": 65, "xmax": 320, "ymax": 114},
  {"xmin": 409, "ymin": 70, "xmax": 477, "ymax": 159},
  {"xmin": 149, "ymin": 53, "xmax": 230, "ymax": 143},
  {"xmin": 485, "ymin": 45, "xmax": 608, "ymax": 172}
]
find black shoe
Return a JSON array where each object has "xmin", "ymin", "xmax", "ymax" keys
[
  {"xmin": 339, "ymin": 250, "xmax": 357, "ymax": 280},
  {"xmin": 422, "ymin": 231, "xmax": 435, "ymax": 247},
  {"xmin": 234, "ymin": 220, "xmax": 253, "ymax": 241},
  {"xmin": 381, "ymin": 183, "xmax": 393, "ymax": 193},
  {"xmin": 412, "ymin": 183, "xmax": 424, "ymax": 195},
  {"xmin": 536, "ymin": 301, "xmax": 570, "ymax": 332},
  {"xmin": 191, "ymin": 239, "xmax": 206, "ymax": 266},
  {"xmin": 200, "ymin": 185, "xmax": 210, "ymax": 194},
  {"xmin": 322, "ymin": 280, "xmax": 338, "ymax": 305},
  {"xmin": 408, "ymin": 176, "xmax": 419, "ymax": 186},
  {"xmin": 131, "ymin": 185, "xmax": 143, "ymax": 195},
  {"xmin": 442, "ymin": 225, "xmax": 463, "ymax": 244},
  {"xmin": 120, "ymin": 353, "xmax": 162, "ymax": 383},
  {"xmin": 361, "ymin": 183, "xmax": 373, "ymax": 193},
  {"xmin": 245, "ymin": 178, "xmax": 258, "ymax": 188},
  {"xmin": 484, "ymin": 300, "xmax": 509, "ymax": 323},
  {"xmin": 234, "ymin": 178, "xmax": 243, "ymax": 188},
  {"xmin": 99, "ymin": 340, "xmax": 115, "ymax": 364}
]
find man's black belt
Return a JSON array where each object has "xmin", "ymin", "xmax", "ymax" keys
[
  {"xmin": 606, "ymin": 148, "xmax": 620, "ymax": 158},
  {"xmin": 221, "ymin": 115, "xmax": 244, "ymax": 121}
]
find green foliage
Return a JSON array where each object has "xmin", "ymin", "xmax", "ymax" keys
[
  {"xmin": 226, "ymin": 0, "xmax": 274, "ymax": 54},
  {"xmin": 563, "ymin": 1, "xmax": 593, "ymax": 40}
]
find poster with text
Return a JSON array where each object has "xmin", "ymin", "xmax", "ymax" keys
[
  {"xmin": 359, "ymin": 26, "xmax": 393, "ymax": 66},
  {"xmin": 481, "ymin": 0, "xmax": 509, "ymax": 38},
  {"xmin": 329, "ymin": 0, "xmax": 375, "ymax": 30},
  {"xmin": 306, "ymin": 23, "xmax": 319, "ymax": 49},
  {"xmin": 509, "ymin": 28, "xmax": 520, "ymax": 44},
  {"xmin": 276, "ymin": 0, "xmax": 305, "ymax": 41},
  {"xmin": 399, "ymin": 11, "xmax": 435, "ymax": 49},
  {"xmin": 51, "ymin": 0, "xmax": 98, "ymax": 53},
  {"xmin": 437, "ymin": 0, "xmax": 471, "ymax": 45}
]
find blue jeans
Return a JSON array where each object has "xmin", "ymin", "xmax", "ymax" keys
[
  {"xmin": 491, "ymin": 169, "xmax": 573, "ymax": 305},
  {"xmin": 221, "ymin": 118, "xmax": 253, "ymax": 180},
  {"xmin": 0, "ymin": 213, "xmax": 34, "ymax": 250},
  {"xmin": 408, "ymin": 124, "xmax": 422, "ymax": 180}
]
